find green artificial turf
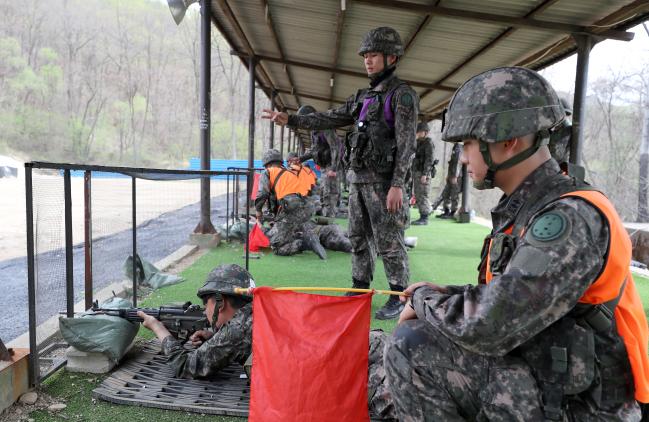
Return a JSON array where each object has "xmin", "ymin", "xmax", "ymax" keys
[{"xmin": 32, "ymin": 211, "xmax": 649, "ymax": 421}]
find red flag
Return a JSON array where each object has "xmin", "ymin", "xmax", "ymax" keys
[
  {"xmin": 249, "ymin": 287, "xmax": 372, "ymax": 422},
  {"xmin": 247, "ymin": 223, "xmax": 270, "ymax": 252}
]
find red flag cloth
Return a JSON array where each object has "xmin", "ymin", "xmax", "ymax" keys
[
  {"xmin": 250, "ymin": 172, "xmax": 261, "ymax": 201},
  {"xmin": 249, "ymin": 287, "xmax": 372, "ymax": 422},
  {"xmin": 247, "ymin": 223, "xmax": 270, "ymax": 252}
]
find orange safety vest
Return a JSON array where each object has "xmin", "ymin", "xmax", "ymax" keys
[
  {"xmin": 266, "ymin": 167, "xmax": 303, "ymax": 200},
  {"xmin": 290, "ymin": 164, "xmax": 316, "ymax": 196},
  {"xmin": 485, "ymin": 190, "xmax": 649, "ymax": 402}
]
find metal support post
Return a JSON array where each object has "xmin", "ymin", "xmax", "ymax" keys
[
  {"xmin": 269, "ymin": 91, "xmax": 276, "ymax": 149},
  {"xmin": 288, "ymin": 130, "xmax": 292, "ymax": 154},
  {"xmin": 195, "ymin": 0, "xmax": 215, "ymax": 234},
  {"xmin": 64, "ymin": 170, "xmax": 74, "ymax": 317},
  {"xmin": 570, "ymin": 34, "xmax": 594, "ymax": 166},
  {"xmin": 25, "ymin": 164, "xmax": 38, "ymax": 386},
  {"xmin": 246, "ymin": 55, "xmax": 257, "ymax": 269},
  {"xmin": 84, "ymin": 171, "xmax": 93, "ymax": 310},
  {"xmin": 132, "ymin": 176, "xmax": 137, "ymax": 307},
  {"xmin": 280, "ymin": 124, "xmax": 285, "ymax": 157},
  {"xmin": 457, "ymin": 164, "xmax": 471, "ymax": 223}
]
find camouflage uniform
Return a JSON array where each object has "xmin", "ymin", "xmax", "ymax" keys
[
  {"xmin": 255, "ymin": 155, "xmax": 323, "ymax": 258},
  {"xmin": 432, "ymin": 143, "xmax": 461, "ymax": 216},
  {"xmin": 162, "ymin": 304, "xmax": 252, "ymax": 379},
  {"xmin": 385, "ymin": 67, "xmax": 642, "ymax": 421},
  {"xmin": 160, "ymin": 264, "xmax": 254, "ymax": 379},
  {"xmin": 549, "ymin": 97, "xmax": 573, "ymax": 164},
  {"xmin": 412, "ymin": 134, "xmax": 435, "ymax": 217},
  {"xmin": 287, "ymin": 27, "xmax": 418, "ymax": 319},
  {"xmin": 368, "ymin": 330, "xmax": 397, "ymax": 421},
  {"xmin": 306, "ymin": 221, "xmax": 352, "ymax": 253}
]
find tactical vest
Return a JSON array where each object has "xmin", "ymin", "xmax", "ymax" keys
[
  {"xmin": 267, "ymin": 167, "xmax": 303, "ymax": 200},
  {"xmin": 413, "ymin": 137, "xmax": 432, "ymax": 172},
  {"xmin": 312, "ymin": 132, "xmax": 333, "ymax": 168},
  {"xmin": 479, "ymin": 175, "xmax": 649, "ymax": 418},
  {"xmin": 345, "ymin": 82, "xmax": 403, "ymax": 174},
  {"xmin": 289, "ymin": 164, "xmax": 316, "ymax": 196}
]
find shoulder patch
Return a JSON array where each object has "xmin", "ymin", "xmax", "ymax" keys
[
  {"xmin": 400, "ymin": 92, "xmax": 413, "ymax": 107},
  {"xmin": 529, "ymin": 211, "xmax": 567, "ymax": 242}
]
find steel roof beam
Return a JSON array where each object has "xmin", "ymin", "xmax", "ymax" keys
[
  {"xmin": 354, "ymin": 0, "xmax": 635, "ymax": 41},
  {"xmin": 233, "ymin": 51, "xmax": 458, "ymax": 92},
  {"xmin": 259, "ymin": 0, "xmax": 301, "ymax": 107}
]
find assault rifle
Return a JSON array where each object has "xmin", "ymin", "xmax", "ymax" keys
[{"xmin": 91, "ymin": 301, "xmax": 209, "ymax": 342}]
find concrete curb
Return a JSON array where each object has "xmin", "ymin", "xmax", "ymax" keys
[{"xmin": 7, "ymin": 244, "xmax": 199, "ymax": 350}]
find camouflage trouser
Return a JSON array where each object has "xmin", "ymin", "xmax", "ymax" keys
[
  {"xmin": 349, "ymin": 182, "xmax": 409, "ymax": 289},
  {"xmin": 321, "ymin": 172, "xmax": 341, "ymax": 217},
  {"xmin": 368, "ymin": 330, "xmax": 397, "ymax": 421},
  {"xmin": 412, "ymin": 170, "xmax": 431, "ymax": 216},
  {"xmin": 311, "ymin": 222, "xmax": 351, "ymax": 252},
  {"xmin": 384, "ymin": 320, "xmax": 641, "ymax": 422},
  {"xmin": 432, "ymin": 181, "xmax": 460, "ymax": 212},
  {"xmin": 268, "ymin": 195, "xmax": 314, "ymax": 256}
]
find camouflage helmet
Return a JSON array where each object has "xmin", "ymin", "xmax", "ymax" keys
[
  {"xmin": 262, "ymin": 148, "xmax": 283, "ymax": 166},
  {"xmin": 559, "ymin": 97, "xmax": 572, "ymax": 116},
  {"xmin": 416, "ymin": 122, "xmax": 430, "ymax": 132},
  {"xmin": 442, "ymin": 66, "xmax": 564, "ymax": 144},
  {"xmin": 286, "ymin": 151, "xmax": 298, "ymax": 160},
  {"xmin": 196, "ymin": 264, "xmax": 254, "ymax": 300},
  {"xmin": 358, "ymin": 27, "xmax": 404, "ymax": 57},
  {"xmin": 297, "ymin": 105, "xmax": 316, "ymax": 115}
]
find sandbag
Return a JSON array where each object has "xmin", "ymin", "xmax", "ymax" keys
[
  {"xmin": 59, "ymin": 298, "xmax": 138, "ymax": 363},
  {"xmin": 124, "ymin": 254, "xmax": 184, "ymax": 289}
]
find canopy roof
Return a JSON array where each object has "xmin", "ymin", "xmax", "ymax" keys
[{"xmin": 209, "ymin": 0, "xmax": 647, "ymax": 124}]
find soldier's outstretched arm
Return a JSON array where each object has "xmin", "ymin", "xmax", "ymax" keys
[
  {"xmin": 285, "ymin": 97, "xmax": 356, "ymax": 131},
  {"xmin": 408, "ymin": 198, "xmax": 609, "ymax": 357}
]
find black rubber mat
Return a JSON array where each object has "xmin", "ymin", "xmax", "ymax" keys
[{"xmin": 93, "ymin": 340, "xmax": 249, "ymax": 417}]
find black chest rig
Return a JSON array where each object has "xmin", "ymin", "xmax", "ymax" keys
[{"xmin": 344, "ymin": 82, "xmax": 404, "ymax": 174}]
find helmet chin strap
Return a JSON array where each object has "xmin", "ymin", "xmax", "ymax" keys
[{"xmin": 475, "ymin": 130, "xmax": 550, "ymax": 190}]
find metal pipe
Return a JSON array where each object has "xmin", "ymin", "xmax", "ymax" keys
[
  {"xmin": 269, "ymin": 91, "xmax": 276, "ymax": 149},
  {"xmin": 570, "ymin": 34, "xmax": 594, "ymax": 167},
  {"xmin": 84, "ymin": 171, "xmax": 92, "ymax": 310},
  {"xmin": 64, "ymin": 170, "xmax": 74, "ymax": 317},
  {"xmin": 288, "ymin": 130, "xmax": 292, "ymax": 154},
  {"xmin": 25, "ymin": 164, "xmax": 38, "ymax": 386},
  {"xmin": 132, "ymin": 176, "xmax": 137, "ymax": 307},
  {"xmin": 226, "ymin": 173, "xmax": 230, "ymax": 239},
  {"xmin": 247, "ymin": 55, "xmax": 257, "ymax": 268},
  {"xmin": 280, "ymin": 124, "xmax": 285, "ymax": 157},
  {"xmin": 196, "ymin": 0, "xmax": 215, "ymax": 234}
]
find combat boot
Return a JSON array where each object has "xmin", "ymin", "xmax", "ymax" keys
[
  {"xmin": 303, "ymin": 231, "xmax": 327, "ymax": 260},
  {"xmin": 411, "ymin": 213, "xmax": 429, "ymax": 225},
  {"xmin": 345, "ymin": 279, "xmax": 369, "ymax": 296},
  {"xmin": 374, "ymin": 284, "xmax": 405, "ymax": 320},
  {"xmin": 436, "ymin": 208, "xmax": 450, "ymax": 218},
  {"xmin": 440, "ymin": 209, "xmax": 456, "ymax": 219}
]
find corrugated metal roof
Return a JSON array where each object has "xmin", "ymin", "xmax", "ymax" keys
[{"xmin": 209, "ymin": 0, "xmax": 649, "ymax": 147}]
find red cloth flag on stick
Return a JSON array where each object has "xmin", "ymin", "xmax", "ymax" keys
[{"xmin": 249, "ymin": 287, "xmax": 372, "ymax": 422}]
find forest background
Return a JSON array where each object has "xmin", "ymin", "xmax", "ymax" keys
[{"xmin": 1, "ymin": 0, "xmax": 648, "ymax": 221}]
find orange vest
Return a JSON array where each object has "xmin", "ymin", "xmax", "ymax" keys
[
  {"xmin": 485, "ymin": 190, "xmax": 649, "ymax": 402},
  {"xmin": 290, "ymin": 164, "xmax": 316, "ymax": 196},
  {"xmin": 266, "ymin": 167, "xmax": 303, "ymax": 200}
]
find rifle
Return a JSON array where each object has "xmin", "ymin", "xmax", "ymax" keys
[{"xmin": 90, "ymin": 300, "xmax": 209, "ymax": 342}]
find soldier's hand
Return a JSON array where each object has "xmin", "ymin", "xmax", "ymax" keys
[
  {"xmin": 189, "ymin": 330, "xmax": 213, "ymax": 347},
  {"xmin": 326, "ymin": 170, "xmax": 337, "ymax": 178},
  {"xmin": 137, "ymin": 311, "xmax": 162, "ymax": 331},
  {"xmin": 261, "ymin": 109, "xmax": 289, "ymax": 125},
  {"xmin": 255, "ymin": 211, "xmax": 263, "ymax": 223},
  {"xmin": 420, "ymin": 175, "xmax": 428, "ymax": 184},
  {"xmin": 386, "ymin": 186, "xmax": 403, "ymax": 213},
  {"xmin": 398, "ymin": 300, "xmax": 417, "ymax": 324},
  {"xmin": 401, "ymin": 282, "xmax": 448, "ymax": 303}
]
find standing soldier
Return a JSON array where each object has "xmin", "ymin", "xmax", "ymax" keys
[
  {"xmin": 297, "ymin": 105, "xmax": 346, "ymax": 218},
  {"xmin": 432, "ymin": 142, "xmax": 462, "ymax": 219},
  {"xmin": 411, "ymin": 122, "xmax": 436, "ymax": 225},
  {"xmin": 385, "ymin": 66, "xmax": 649, "ymax": 421},
  {"xmin": 262, "ymin": 27, "xmax": 418, "ymax": 319}
]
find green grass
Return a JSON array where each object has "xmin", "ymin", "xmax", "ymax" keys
[{"xmin": 32, "ymin": 211, "xmax": 649, "ymax": 421}]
